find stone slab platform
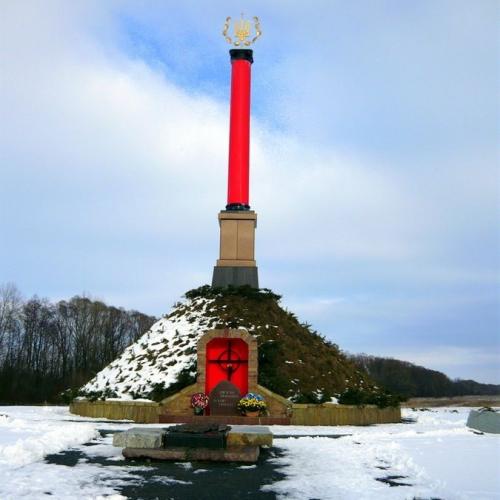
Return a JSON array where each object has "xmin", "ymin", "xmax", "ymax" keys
[
  {"xmin": 112, "ymin": 425, "xmax": 272, "ymax": 451},
  {"xmin": 227, "ymin": 425, "xmax": 273, "ymax": 447},
  {"xmin": 159, "ymin": 415, "xmax": 290, "ymax": 425},
  {"xmin": 113, "ymin": 427, "xmax": 164, "ymax": 449},
  {"xmin": 123, "ymin": 446, "xmax": 260, "ymax": 463}
]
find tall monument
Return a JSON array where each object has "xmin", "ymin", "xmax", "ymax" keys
[{"xmin": 212, "ymin": 16, "xmax": 262, "ymax": 289}]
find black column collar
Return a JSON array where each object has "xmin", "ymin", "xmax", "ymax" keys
[{"xmin": 229, "ymin": 49, "xmax": 254, "ymax": 64}]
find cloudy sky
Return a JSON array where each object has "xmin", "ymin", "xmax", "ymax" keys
[{"xmin": 1, "ymin": 1, "xmax": 498, "ymax": 383}]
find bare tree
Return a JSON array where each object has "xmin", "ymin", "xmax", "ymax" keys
[
  {"xmin": 0, "ymin": 283, "xmax": 23, "ymax": 363},
  {"xmin": 0, "ymin": 283, "xmax": 156, "ymax": 403}
]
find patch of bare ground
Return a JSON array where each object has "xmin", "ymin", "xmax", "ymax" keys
[{"xmin": 402, "ymin": 395, "xmax": 500, "ymax": 407}]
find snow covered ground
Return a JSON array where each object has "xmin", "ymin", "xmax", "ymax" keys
[{"xmin": 0, "ymin": 406, "xmax": 498, "ymax": 499}]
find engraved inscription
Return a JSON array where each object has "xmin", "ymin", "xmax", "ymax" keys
[{"xmin": 209, "ymin": 380, "xmax": 241, "ymax": 415}]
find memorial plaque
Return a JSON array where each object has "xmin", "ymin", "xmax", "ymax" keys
[{"xmin": 209, "ymin": 380, "xmax": 241, "ymax": 415}]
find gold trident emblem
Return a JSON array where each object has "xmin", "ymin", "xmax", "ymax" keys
[{"xmin": 222, "ymin": 15, "xmax": 262, "ymax": 47}]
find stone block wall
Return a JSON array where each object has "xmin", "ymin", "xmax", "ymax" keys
[
  {"xmin": 196, "ymin": 328, "xmax": 258, "ymax": 393},
  {"xmin": 70, "ymin": 398, "xmax": 401, "ymax": 425},
  {"xmin": 69, "ymin": 399, "xmax": 161, "ymax": 423},
  {"xmin": 159, "ymin": 383, "xmax": 292, "ymax": 419},
  {"xmin": 290, "ymin": 403, "xmax": 401, "ymax": 426}
]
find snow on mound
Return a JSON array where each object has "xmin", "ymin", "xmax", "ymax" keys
[{"xmin": 80, "ymin": 296, "xmax": 219, "ymax": 400}]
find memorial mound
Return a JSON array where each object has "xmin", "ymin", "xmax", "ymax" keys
[{"xmin": 78, "ymin": 285, "xmax": 385, "ymax": 404}]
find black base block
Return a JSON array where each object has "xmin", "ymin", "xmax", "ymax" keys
[
  {"xmin": 164, "ymin": 432, "xmax": 227, "ymax": 450},
  {"xmin": 225, "ymin": 203, "xmax": 250, "ymax": 211},
  {"xmin": 212, "ymin": 266, "xmax": 259, "ymax": 289}
]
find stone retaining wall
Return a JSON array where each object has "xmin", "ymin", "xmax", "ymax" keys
[
  {"xmin": 70, "ymin": 399, "xmax": 161, "ymax": 423},
  {"xmin": 70, "ymin": 398, "xmax": 401, "ymax": 426},
  {"xmin": 290, "ymin": 403, "xmax": 401, "ymax": 426}
]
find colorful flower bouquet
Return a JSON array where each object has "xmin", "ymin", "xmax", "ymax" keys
[
  {"xmin": 191, "ymin": 392, "xmax": 209, "ymax": 415},
  {"xmin": 237, "ymin": 393, "xmax": 267, "ymax": 416}
]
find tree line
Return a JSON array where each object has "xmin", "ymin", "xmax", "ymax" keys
[
  {"xmin": 351, "ymin": 354, "xmax": 500, "ymax": 399},
  {"xmin": 0, "ymin": 283, "xmax": 156, "ymax": 404}
]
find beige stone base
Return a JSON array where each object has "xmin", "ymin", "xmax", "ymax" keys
[{"xmin": 217, "ymin": 211, "xmax": 257, "ymax": 267}]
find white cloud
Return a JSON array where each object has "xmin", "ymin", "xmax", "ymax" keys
[
  {"xmin": 2, "ymin": 2, "xmax": 496, "ymax": 269},
  {"xmin": 1, "ymin": 2, "xmax": 452, "ymax": 272},
  {"xmin": 0, "ymin": 1, "xmax": 498, "ymax": 381}
]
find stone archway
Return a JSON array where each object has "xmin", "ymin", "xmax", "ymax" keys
[{"xmin": 197, "ymin": 329, "xmax": 258, "ymax": 415}]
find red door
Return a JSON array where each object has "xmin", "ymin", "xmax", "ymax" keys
[{"xmin": 205, "ymin": 338, "xmax": 249, "ymax": 397}]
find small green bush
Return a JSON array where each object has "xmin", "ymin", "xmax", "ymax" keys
[
  {"xmin": 338, "ymin": 387, "xmax": 404, "ymax": 408},
  {"xmin": 59, "ymin": 387, "xmax": 80, "ymax": 404},
  {"xmin": 185, "ymin": 284, "xmax": 281, "ymax": 302},
  {"xmin": 78, "ymin": 387, "xmax": 118, "ymax": 402}
]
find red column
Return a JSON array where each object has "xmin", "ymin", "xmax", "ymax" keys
[{"xmin": 226, "ymin": 49, "xmax": 253, "ymax": 210}]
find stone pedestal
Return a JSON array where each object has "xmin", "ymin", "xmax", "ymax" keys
[{"xmin": 212, "ymin": 210, "xmax": 259, "ymax": 288}]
